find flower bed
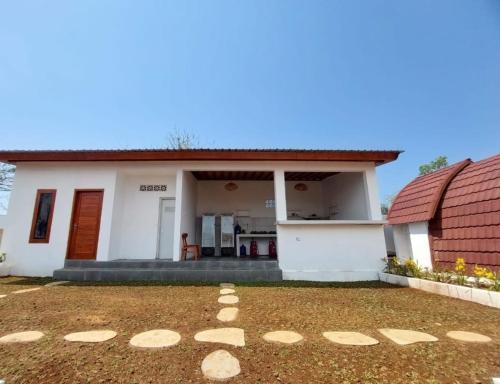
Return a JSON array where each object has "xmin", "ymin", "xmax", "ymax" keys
[
  {"xmin": 379, "ymin": 272, "xmax": 500, "ymax": 309},
  {"xmin": 380, "ymin": 257, "xmax": 500, "ymax": 309}
]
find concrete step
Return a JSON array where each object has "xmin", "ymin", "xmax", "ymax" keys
[
  {"xmin": 64, "ymin": 259, "xmax": 279, "ymax": 270},
  {"xmin": 53, "ymin": 267, "xmax": 283, "ymax": 282}
]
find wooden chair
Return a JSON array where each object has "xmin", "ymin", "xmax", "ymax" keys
[{"xmin": 181, "ymin": 233, "xmax": 200, "ymax": 261}]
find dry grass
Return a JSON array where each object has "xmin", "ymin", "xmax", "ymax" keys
[{"xmin": 0, "ymin": 277, "xmax": 499, "ymax": 383}]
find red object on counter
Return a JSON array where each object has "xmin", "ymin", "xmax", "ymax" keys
[
  {"xmin": 268, "ymin": 240, "xmax": 277, "ymax": 259},
  {"xmin": 250, "ymin": 240, "xmax": 259, "ymax": 257}
]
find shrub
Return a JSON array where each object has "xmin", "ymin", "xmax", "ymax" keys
[{"xmin": 404, "ymin": 259, "xmax": 423, "ymax": 278}]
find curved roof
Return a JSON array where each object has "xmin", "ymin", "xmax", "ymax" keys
[
  {"xmin": 388, "ymin": 159, "xmax": 472, "ymax": 224},
  {"xmin": 429, "ymin": 154, "xmax": 500, "ymax": 268}
]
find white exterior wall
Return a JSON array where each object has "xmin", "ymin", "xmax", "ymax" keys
[
  {"xmin": 109, "ymin": 173, "xmax": 176, "ymax": 260},
  {"xmin": 179, "ymin": 171, "xmax": 197, "ymax": 257},
  {"xmin": 408, "ymin": 221, "xmax": 433, "ymax": 269},
  {"xmin": 277, "ymin": 223, "xmax": 387, "ymax": 281},
  {"xmin": 392, "ymin": 224, "xmax": 413, "ymax": 260},
  {"xmin": 2, "ymin": 159, "xmax": 387, "ymax": 279},
  {"xmin": 2, "ymin": 163, "xmax": 118, "ymax": 276}
]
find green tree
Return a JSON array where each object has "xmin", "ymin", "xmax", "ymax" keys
[{"xmin": 418, "ymin": 156, "xmax": 448, "ymax": 176}]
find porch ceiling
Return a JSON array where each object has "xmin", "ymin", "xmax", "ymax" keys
[{"xmin": 191, "ymin": 171, "xmax": 339, "ymax": 181}]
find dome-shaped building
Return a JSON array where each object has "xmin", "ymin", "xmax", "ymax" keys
[{"xmin": 388, "ymin": 154, "xmax": 500, "ymax": 271}]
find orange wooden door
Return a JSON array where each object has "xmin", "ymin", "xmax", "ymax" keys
[{"xmin": 67, "ymin": 191, "xmax": 103, "ymax": 260}]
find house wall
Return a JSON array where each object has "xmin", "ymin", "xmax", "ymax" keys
[
  {"xmin": 179, "ymin": 171, "xmax": 197, "ymax": 258},
  {"xmin": 197, "ymin": 180, "xmax": 277, "ymax": 218},
  {"xmin": 109, "ymin": 173, "xmax": 176, "ymax": 260},
  {"xmin": 408, "ymin": 221, "xmax": 433, "ymax": 269},
  {"xmin": 321, "ymin": 172, "xmax": 369, "ymax": 219},
  {"xmin": 2, "ymin": 163, "xmax": 118, "ymax": 276},
  {"xmin": 277, "ymin": 223, "xmax": 387, "ymax": 281},
  {"xmin": 392, "ymin": 224, "xmax": 413, "ymax": 260},
  {"xmin": 3, "ymin": 159, "xmax": 387, "ymax": 279}
]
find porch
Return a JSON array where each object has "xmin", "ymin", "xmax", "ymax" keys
[{"xmin": 53, "ymin": 257, "xmax": 282, "ymax": 282}]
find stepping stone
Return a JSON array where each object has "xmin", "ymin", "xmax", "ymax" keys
[
  {"xmin": 0, "ymin": 295, "xmax": 6, "ymax": 298},
  {"xmin": 218, "ymin": 295, "xmax": 239, "ymax": 305},
  {"xmin": 217, "ymin": 307, "xmax": 239, "ymax": 322},
  {"xmin": 220, "ymin": 288, "xmax": 236, "ymax": 295},
  {"xmin": 194, "ymin": 328, "xmax": 245, "ymax": 347},
  {"xmin": 12, "ymin": 287, "xmax": 41, "ymax": 294},
  {"xmin": 45, "ymin": 281, "xmax": 69, "ymax": 287},
  {"xmin": 263, "ymin": 331, "xmax": 303, "ymax": 344},
  {"xmin": 220, "ymin": 283, "xmax": 235, "ymax": 288},
  {"xmin": 378, "ymin": 329, "xmax": 438, "ymax": 345},
  {"xmin": 0, "ymin": 331, "xmax": 45, "ymax": 343},
  {"xmin": 130, "ymin": 329, "xmax": 181, "ymax": 348},
  {"xmin": 201, "ymin": 349, "xmax": 241, "ymax": 381},
  {"xmin": 64, "ymin": 330, "xmax": 117, "ymax": 343},
  {"xmin": 446, "ymin": 331, "xmax": 492, "ymax": 343},
  {"xmin": 323, "ymin": 331, "xmax": 379, "ymax": 346}
]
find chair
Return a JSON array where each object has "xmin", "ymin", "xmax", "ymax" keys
[{"xmin": 181, "ymin": 233, "xmax": 200, "ymax": 261}]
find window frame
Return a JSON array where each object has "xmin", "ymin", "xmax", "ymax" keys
[{"xmin": 29, "ymin": 189, "xmax": 57, "ymax": 243}]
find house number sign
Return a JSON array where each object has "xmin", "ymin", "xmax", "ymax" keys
[{"xmin": 139, "ymin": 185, "xmax": 167, "ymax": 192}]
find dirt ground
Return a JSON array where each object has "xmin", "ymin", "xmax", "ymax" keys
[{"xmin": 0, "ymin": 277, "xmax": 499, "ymax": 384}]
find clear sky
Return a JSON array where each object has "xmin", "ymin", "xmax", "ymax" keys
[{"xmin": 1, "ymin": 0, "xmax": 499, "ymax": 201}]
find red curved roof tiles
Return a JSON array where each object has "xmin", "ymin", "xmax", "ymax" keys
[
  {"xmin": 388, "ymin": 159, "xmax": 472, "ymax": 225},
  {"xmin": 389, "ymin": 154, "xmax": 500, "ymax": 269}
]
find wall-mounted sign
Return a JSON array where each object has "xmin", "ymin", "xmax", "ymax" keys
[{"xmin": 139, "ymin": 185, "xmax": 167, "ymax": 192}]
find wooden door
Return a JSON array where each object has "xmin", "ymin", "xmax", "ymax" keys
[{"xmin": 67, "ymin": 190, "xmax": 104, "ymax": 260}]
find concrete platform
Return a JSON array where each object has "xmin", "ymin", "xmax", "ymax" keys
[{"xmin": 53, "ymin": 259, "xmax": 283, "ymax": 282}]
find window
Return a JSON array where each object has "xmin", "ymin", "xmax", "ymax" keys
[{"xmin": 29, "ymin": 189, "xmax": 56, "ymax": 243}]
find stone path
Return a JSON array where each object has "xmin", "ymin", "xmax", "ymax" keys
[
  {"xmin": 64, "ymin": 330, "xmax": 117, "ymax": 343},
  {"xmin": 201, "ymin": 350, "xmax": 241, "ymax": 381},
  {"xmin": 130, "ymin": 329, "xmax": 181, "ymax": 348},
  {"xmin": 0, "ymin": 331, "xmax": 45, "ymax": 343},
  {"xmin": 323, "ymin": 331, "xmax": 379, "ymax": 346},
  {"xmin": 1, "ymin": 279, "xmax": 497, "ymax": 382},
  {"xmin": 378, "ymin": 328, "xmax": 438, "ymax": 345},
  {"xmin": 0, "ymin": 294, "xmax": 6, "ymax": 299},
  {"xmin": 45, "ymin": 281, "xmax": 69, "ymax": 287},
  {"xmin": 218, "ymin": 295, "xmax": 239, "ymax": 304},
  {"xmin": 12, "ymin": 287, "xmax": 42, "ymax": 294},
  {"xmin": 195, "ymin": 328, "xmax": 245, "ymax": 347},
  {"xmin": 446, "ymin": 331, "xmax": 492, "ymax": 343},
  {"xmin": 217, "ymin": 307, "xmax": 239, "ymax": 322},
  {"xmin": 263, "ymin": 330, "xmax": 304, "ymax": 344}
]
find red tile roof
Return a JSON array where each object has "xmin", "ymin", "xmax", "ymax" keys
[
  {"xmin": 0, "ymin": 148, "xmax": 401, "ymax": 164},
  {"xmin": 387, "ymin": 159, "xmax": 472, "ymax": 224},
  {"xmin": 429, "ymin": 154, "xmax": 500, "ymax": 269}
]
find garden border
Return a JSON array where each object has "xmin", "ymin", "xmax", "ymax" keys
[{"xmin": 379, "ymin": 272, "xmax": 500, "ymax": 309}]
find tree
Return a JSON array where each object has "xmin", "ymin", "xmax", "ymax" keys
[
  {"xmin": 0, "ymin": 163, "xmax": 15, "ymax": 192},
  {"xmin": 418, "ymin": 156, "xmax": 448, "ymax": 176},
  {"xmin": 166, "ymin": 129, "xmax": 199, "ymax": 150}
]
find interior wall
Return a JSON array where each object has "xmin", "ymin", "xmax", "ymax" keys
[
  {"xmin": 196, "ymin": 180, "xmax": 276, "ymax": 218},
  {"xmin": 285, "ymin": 181, "xmax": 325, "ymax": 218},
  {"xmin": 322, "ymin": 172, "xmax": 369, "ymax": 219},
  {"xmin": 112, "ymin": 173, "xmax": 176, "ymax": 260}
]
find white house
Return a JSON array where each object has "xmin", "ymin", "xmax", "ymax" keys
[{"xmin": 0, "ymin": 148, "xmax": 400, "ymax": 281}]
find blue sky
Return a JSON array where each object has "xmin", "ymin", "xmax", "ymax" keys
[{"xmin": 0, "ymin": 0, "xmax": 499, "ymax": 201}]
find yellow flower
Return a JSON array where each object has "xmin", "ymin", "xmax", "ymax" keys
[{"xmin": 455, "ymin": 258, "xmax": 466, "ymax": 273}]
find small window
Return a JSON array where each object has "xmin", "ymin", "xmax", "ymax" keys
[
  {"xmin": 265, "ymin": 199, "xmax": 275, "ymax": 208},
  {"xmin": 29, "ymin": 189, "xmax": 56, "ymax": 243}
]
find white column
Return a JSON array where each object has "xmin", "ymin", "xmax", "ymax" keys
[
  {"xmin": 274, "ymin": 169, "xmax": 287, "ymax": 221},
  {"xmin": 363, "ymin": 167, "xmax": 382, "ymax": 220},
  {"xmin": 172, "ymin": 169, "xmax": 184, "ymax": 261},
  {"xmin": 408, "ymin": 221, "xmax": 433, "ymax": 269}
]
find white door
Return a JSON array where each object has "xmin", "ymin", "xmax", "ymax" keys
[{"xmin": 157, "ymin": 198, "xmax": 175, "ymax": 259}]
